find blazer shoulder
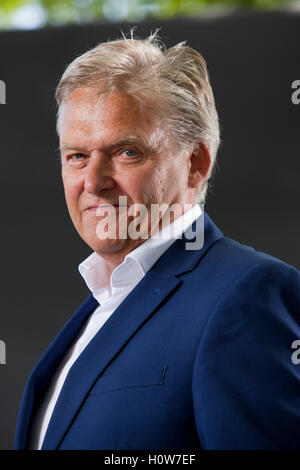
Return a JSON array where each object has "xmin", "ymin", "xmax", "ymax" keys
[
  {"xmin": 194, "ymin": 236, "xmax": 300, "ymax": 350},
  {"xmin": 186, "ymin": 233, "xmax": 300, "ymax": 321},
  {"xmin": 192, "ymin": 238, "xmax": 300, "ymax": 450},
  {"xmin": 202, "ymin": 233, "xmax": 300, "ymax": 280}
]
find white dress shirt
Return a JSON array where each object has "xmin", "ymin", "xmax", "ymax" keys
[{"xmin": 28, "ymin": 203, "xmax": 202, "ymax": 449}]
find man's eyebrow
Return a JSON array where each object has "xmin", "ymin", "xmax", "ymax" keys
[
  {"xmin": 58, "ymin": 144, "xmax": 86, "ymax": 153},
  {"xmin": 107, "ymin": 136, "xmax": 151, "ymax": 150},
  {"xmin": 58, "ymin": 136, "xmax": 151, "ymax": 154}
]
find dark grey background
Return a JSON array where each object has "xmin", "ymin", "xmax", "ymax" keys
[{"xmin": 0, "ymin": 11, "xmax": 299, "ymax": 449}]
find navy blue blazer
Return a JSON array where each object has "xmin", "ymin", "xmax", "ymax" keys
[{"xmin": 15, "ymin": 212, "xmax": 300, "ymax": 450}]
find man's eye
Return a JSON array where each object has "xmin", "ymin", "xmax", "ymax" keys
[
  {"xmin": 72, "ymin": 153, "xmax": 85, "ymax": 159},
  {"xmin": 123, "ymin": 149, "xmax": 138, "ymax": 157},
  {"xmin": 64, "ymin": 153, "xmax": 87, "ymax": 166}
]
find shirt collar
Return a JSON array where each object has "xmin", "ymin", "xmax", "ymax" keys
[
  {"xmin": 125, "ymin": 203, "xmax": 202, "ymax": 274},
  {"xmin": 78, "ymin": 203, "xmax": 202, "ymax": 301}
]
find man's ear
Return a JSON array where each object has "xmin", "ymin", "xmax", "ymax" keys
[{"xmin": 188, "ymin": 142, "xmax": 212, "ymax": 189}]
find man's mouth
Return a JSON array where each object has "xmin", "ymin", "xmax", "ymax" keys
[{"xmin": 84, "ymin": 204, "xmax": 120, "ymax": 212}]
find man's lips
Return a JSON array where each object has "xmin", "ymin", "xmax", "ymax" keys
[{"xmin": 83, "ymin": 204, "xmax": 121, "ymax": 212}]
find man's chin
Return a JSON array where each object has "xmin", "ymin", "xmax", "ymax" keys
[{"xmin": 89, "ymin": 237, "xmax": 134, "ymax": 257}]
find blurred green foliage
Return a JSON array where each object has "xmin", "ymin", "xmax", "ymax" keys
[{"xmin": 0, "ymin": 0, "xmax": 295, "ymax": 29}]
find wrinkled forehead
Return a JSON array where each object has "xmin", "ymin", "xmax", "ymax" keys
[{"xmin": 58, "ymin": 88, "xmax": 157, "ymax": 136}]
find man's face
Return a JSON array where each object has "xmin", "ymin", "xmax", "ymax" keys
[{"xmin": 59, "ymin": 88, "xmax": 194, "ymax": 259}]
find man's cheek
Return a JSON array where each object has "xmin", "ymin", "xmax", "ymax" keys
[
  {"xmin": 65, "ymin": 184, "xmax": 80, "ymax": 207},
  {"xmin": 65, "ymin": 193, "xmax": 79, "ymax": 222}
]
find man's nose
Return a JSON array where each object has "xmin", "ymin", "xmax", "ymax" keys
[{"xmin": 84, "ymin": 154, "xmax": 115, "ymax": 194}]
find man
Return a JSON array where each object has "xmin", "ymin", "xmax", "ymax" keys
[{"xmin": 15, "ymin": 32, "xmax": 300, "ymax": 450}]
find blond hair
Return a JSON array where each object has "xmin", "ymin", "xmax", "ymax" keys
[{"xmin": 55, "ymin": 31, "xmax": 220, "ymax": 203}]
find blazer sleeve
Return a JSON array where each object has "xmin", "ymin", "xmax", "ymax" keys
[{"xmin": 192, "ymin": 259, "xmax": 300, "ymax": 449}]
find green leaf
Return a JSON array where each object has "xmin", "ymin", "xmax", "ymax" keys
[{"xmin": 0, "ymin": 0, "xmax": 31, "ymax": 12}]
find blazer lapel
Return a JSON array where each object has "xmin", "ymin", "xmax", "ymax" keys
[
  {"xmin": 14, "ymin": 294, "xmax": 99, "ymax": 450},
  {"xmin": 41, "ymin": 268, "xmax": 182, "ymax": 449}
]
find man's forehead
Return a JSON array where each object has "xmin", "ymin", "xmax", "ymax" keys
[
  {"xmin": 57, "ymin": 87, "xmax": 176, "ymax": 154},
  {"xmin": 60, "ymin": 88, "xmax": 148, "ymax": 124},
  {"xmin": 59, "ymin": 117, "xmax": 159, "ymax": 145},
  {"xmin": 58, "ymin": 88, "xmax": 166, "ymax": 144}
]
